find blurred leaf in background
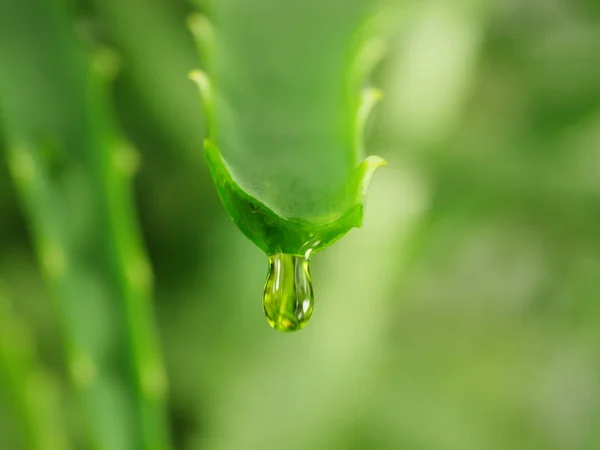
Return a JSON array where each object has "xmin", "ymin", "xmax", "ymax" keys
[{"xmin": 1, "ymin": 0, "xmax": 600, "ymax": 449}]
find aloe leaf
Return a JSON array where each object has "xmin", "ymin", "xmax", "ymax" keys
[
  {"xmin": 0, "ymin": 288, "xmax": 69, "ymax": 450},
  {"xmin": 189, "ymin": 1, "xmax": 387, "ymax": 257},
  {"xmin": 0, "ymin": 0, "xmax": 170, "ymax": 447}
]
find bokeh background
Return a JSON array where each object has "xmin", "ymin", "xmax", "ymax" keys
[{"xmin": 1, "ymin": 0, "xmax": 600, "ymax": 449}]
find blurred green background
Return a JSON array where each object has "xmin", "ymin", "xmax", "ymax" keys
[{"xmin": 1, "ymin": 0, "xmax": 600, "ymax": 449}]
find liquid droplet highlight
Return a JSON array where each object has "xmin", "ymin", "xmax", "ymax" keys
[{"xmin": 262, "ymin": 253, "xmax": 314, "ymax": 332}]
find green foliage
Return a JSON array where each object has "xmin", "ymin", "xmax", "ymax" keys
[
  {"xmin": 1, "ymin": 0, "xmax": 600, "ymax": 448},
  {"xmin": 0, "ymin": 0, "xmax": 170, "ymax": 448},
  {"xmin": 189, "ymin": 2, "xmax": 387, "ymax": 256},
  {"xmin": 0, "ymin": 288, "xmax": 68, "ymax": 450}
]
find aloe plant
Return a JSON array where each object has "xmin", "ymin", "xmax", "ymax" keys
[
  {"xmin": 189, "ymin": 1, "xmax": 387, "ymax": 331},
  {"xmin": 0, "ymin": 287, "xmax": 69, "ymax": 450},
  {"xmin": 0, "ymin": 0, "xmax": 170, "ymax": 448}
]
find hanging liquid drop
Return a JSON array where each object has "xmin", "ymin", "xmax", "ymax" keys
[{"xmin": 263, "ymin": 253, "xmax": 314, "ymax": 332}]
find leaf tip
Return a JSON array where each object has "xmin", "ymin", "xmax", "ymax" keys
[
  {"xmin": 188, "ymin": 69, "xmax": 206, "ymax": 84},
  {"xmin": 352, "ymin": 154, "xmax": 387, "ymax": 210},
  {"xmin": 189, "ymin": 69, "xmax": 212, "ymax": 102},
  {"xmin": 91, "ymin": 47, "xmax": 121, "ymax": 81},
  {"xmin": 368, "ymin": 155, "xmax": 388, "ymax": 168},
  {"xmin": 187, "ymin": 13, "xmax": 214, "ymax": 49},
  {"xmin": 370, "ymin": 87, "xmax": 384, "ymax": 103}
]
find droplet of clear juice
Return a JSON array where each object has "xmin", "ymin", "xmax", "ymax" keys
[{"xmin": 262, "ymin": 253, "xmax": 314, "ymax": 332}]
